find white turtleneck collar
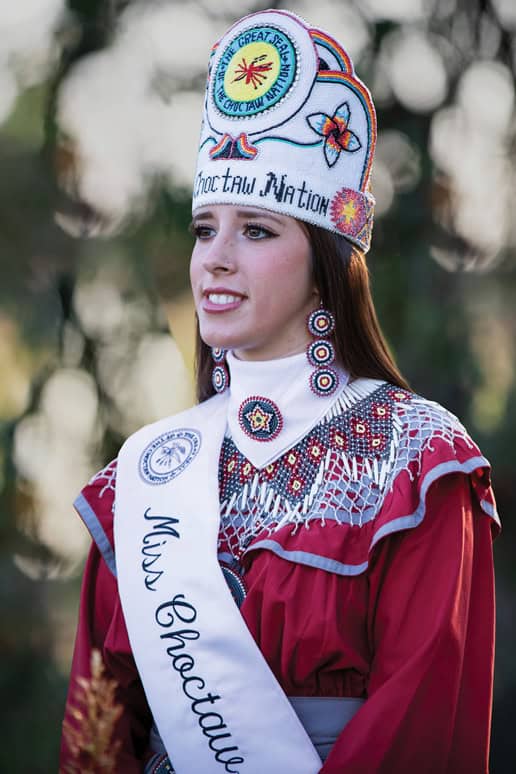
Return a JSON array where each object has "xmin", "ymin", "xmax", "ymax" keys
[{"xmin": 225, "ymin": 349, "xmax": 349, "ymax": 468}]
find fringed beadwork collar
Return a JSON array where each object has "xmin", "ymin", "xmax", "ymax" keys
[{"xmin": 225, "ymin": 350, "xmax": 349, "ymax": 468}]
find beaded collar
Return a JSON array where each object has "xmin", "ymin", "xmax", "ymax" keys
[{"xmin": 225, "ymin": 350, "xmax": 349, "ymax": 469}]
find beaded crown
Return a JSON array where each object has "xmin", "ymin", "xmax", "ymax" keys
[{"xmin": 192, "ymin": 9, "xmax": 377, "ymax": 252}]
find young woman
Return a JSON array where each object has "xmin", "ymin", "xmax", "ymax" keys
[{"xmin": 61, "ymin": 10, "xmax": 499, "ymax": 774}]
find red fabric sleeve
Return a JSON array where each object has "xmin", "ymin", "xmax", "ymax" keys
[
  {"xmin": 320, "ymin": 473, "xmax": 495, "ymax": 774},
  {"xmin": 60, "ymin": 542, "xmax": 152, "ymax": 772}
]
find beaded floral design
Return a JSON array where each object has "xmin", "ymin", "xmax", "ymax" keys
[{"xmin": 306, "ymin": 102, "xmax": 362, "ymax": 168}]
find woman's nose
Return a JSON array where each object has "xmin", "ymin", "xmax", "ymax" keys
[{"xmin": 202, "ymin": 233, "xmax": 236, "ymax": 273}]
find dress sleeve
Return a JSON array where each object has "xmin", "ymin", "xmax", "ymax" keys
[
  {"xmin": 320, "ymin": 472, "xmax": 496, "ymax": 774},
  {"xmin": 60, "ymin": 511, "xmax": 152, "ymax": 771}
]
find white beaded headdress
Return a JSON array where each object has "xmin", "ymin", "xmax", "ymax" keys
[{"xmin": 192, "ymin": 9, "xmax": 377, "ymax": 252}]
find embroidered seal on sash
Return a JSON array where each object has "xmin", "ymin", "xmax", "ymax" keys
[{"xmin": 139, "ymin": 429, "xmax": 201, "ymax": 485}]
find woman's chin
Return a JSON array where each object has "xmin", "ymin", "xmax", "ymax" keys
[{"xmin": 200, "ymin": 332, "xmax": 238, "ymax": 351}]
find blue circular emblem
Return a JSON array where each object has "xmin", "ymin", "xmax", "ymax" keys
[
  {"xmin": 213, "ymin": 25, "xmax": 297, "ymax": 118},
  {"xmin": 139, "ymin": 428, "xmax": 201, "ymax": 485}
]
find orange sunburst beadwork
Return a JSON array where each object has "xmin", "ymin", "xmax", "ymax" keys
[{"xmin": 330, "ymin": 188, "xmax": 374, "ymax": 251}]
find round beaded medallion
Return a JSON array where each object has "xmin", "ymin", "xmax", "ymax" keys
[
  {"xmin": 211, "ymin": 346, "xmax": 226, "ymax": 363},
  {"xmin": 150, "ymin": 755, "xmax": 174, "ymax": 774},
  {"xmin": 212, "ymin": 364, "xmax": 229, "ymax": 393},
  {"xmin": 238, "ymin": 396, "xmax": 283, "ymax": 441},
  {"xmin": 307, "ymin": 339, "xmax": 335, "ymax": 367},
  {"xmin": 307, "ymin": 308, "xmax": 335, "ymax": 338},
  {"xmin": 310, "ymin": 367, "xmax": 339, "ymax": 397},
  {"xmin": 221, "ymin": 565, "xmax": 247, "ymax": 608}
]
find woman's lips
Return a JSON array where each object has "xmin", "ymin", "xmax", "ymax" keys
[{"xmin": 201, "ymin": 290, "xmax": 245, "ymax": 313}]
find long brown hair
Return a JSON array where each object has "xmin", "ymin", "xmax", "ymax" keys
[{"xmin": 195, "ymin": 224, "xmax": 409, "ymax": 402}]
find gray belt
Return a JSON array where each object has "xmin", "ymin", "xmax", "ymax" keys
[
  {"xmin": 290, "ymin": 696, "xmax": 364, "ymax": 761},
  {"xmin": 147, "ymin": 695, "xmax": 364, "ymax": 769}
]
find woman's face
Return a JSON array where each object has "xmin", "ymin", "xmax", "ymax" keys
[{"xmin": 190, "ymin": 204, "xmax": 318, "ymax": 361}]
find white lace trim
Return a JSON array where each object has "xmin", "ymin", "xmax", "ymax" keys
[{"xmin": 217, "ymin": 382, "xmax": 479, "ymax": 558}]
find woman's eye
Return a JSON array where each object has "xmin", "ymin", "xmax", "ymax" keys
[
  {"xmin": 191, "ymin": 224, "xmax": 215, "ymax": 240},
  {"xmin": 245, "ymin": 224, "xmax": 276, "ymax": 239}
]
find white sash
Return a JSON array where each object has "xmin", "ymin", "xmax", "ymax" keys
[{"xmin": 114, "ymin": 394, "xmax": 321, "ymax": 774}]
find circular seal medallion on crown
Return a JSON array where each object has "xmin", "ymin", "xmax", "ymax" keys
[{"xmin": 213, "ymin": 25, "xmax": 298, "ymax": 119}]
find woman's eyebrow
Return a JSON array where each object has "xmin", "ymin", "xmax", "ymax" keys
[
  {"xmin": 192, "ymin": 211, "xmax": 214, "ymax": 223},
  {"xmin": 235, "ymin": 210, "xmax": 284, "ymax": 226},
  {"xmin": 192, "ymin": 210, "xmax": 285, "ymax": 226}
]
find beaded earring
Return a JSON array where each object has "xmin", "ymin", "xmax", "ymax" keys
[
  {"xmin": 306, "ymin": 308, "xmax": 339, "ymax": 397},
  {"xmin": 211, "ymin": 347, "xmax": 229, "ymax": 393}
]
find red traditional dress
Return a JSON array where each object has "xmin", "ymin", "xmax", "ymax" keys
[{"xmin": 61, "ymin": 372, "xmax": 499, "ymax": 773}]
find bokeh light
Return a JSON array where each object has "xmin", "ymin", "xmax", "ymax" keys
[
  {"xmin": 56, "ymin": 2, "xmax": 213, "ymax": 224},
  {"xmin": 291, "ymin": 0, "xmax": 371, "ymax": 62},
  {"xmin": 13, "ymin": 368, "xmax": 98, "ymax": 567},
  {"xmin": 430, "ymin": 60, "xmax": 515, "ymax": 260},
  {"xmin": 386, "ymin": 29, "xmax": 448, "ymax": 113},
  {"xmin": 363, "ymin": 0, "xmax": 428, "ymax": 22},
  {"xmin": 0, "ymin": 0, "xmax": 68, "ymax": 125},
  {"xmin": 0, "ymin": 315, "xmax": 32, "ymax": 419},
  {"xmin": 492, "ymin": 0, "xmax": 516, "ymax": 30}
]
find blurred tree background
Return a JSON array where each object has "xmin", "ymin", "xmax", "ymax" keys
[{"xmin": 0, "ymin": 0, "xmax": 515, "ymax": 770}]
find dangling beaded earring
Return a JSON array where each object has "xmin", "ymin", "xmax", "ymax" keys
[
  {"xmin": 211, "ymin": 347, "xmax": 229, "ymax": 393},
  {"xmin": 307, "ymin": 307, "xmax": 339, "ymax": 397}
]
